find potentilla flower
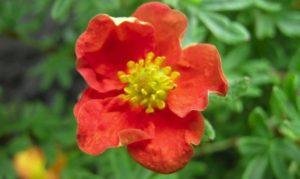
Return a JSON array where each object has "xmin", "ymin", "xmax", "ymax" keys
[{"xmin": 74, "ymin": 2, "xmax": 228, "ymax": 173}]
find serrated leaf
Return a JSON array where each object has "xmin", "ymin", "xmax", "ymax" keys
[{"xmin": 198, "ymin": 11, "xmax": 250, "ymax": 44}]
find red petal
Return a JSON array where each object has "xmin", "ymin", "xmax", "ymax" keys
[
  {"xmin": 132, "ymin": 2, "xmax": 187, "ymax": 65},
  {"xmin": 127, "ymin": 110, "xmax": 204, "ymax": 174},
  {"xmin": 76, "ymin": 97, "xmax": 154, "ymax": 155},
  {"xmin": 168, "ymin": 44, "xmax": 228, "ymax": 118},
  {"xmin": 73, "ymin": 88, "xmax": 121, "ymax": 119},
  {"xmin": 76, "ymin": 15, "xmax": 155, "ymax": 93}
]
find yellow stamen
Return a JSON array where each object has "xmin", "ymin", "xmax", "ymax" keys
[{"xmin": 117, "ymin": 52, "xmax": 180, "ymax": 113}]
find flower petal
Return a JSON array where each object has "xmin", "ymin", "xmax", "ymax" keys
[
  {"xmin": 168, "ymin": 44, "xmax": 228, "ymax": 118},
  {"xmin": 73, "ymin": 88, "xmax": 121, "ymax": 119},
  {"xmin": 127, "ymin": 110, "xmax": 204, "ymax": 174},
  {"xmin": 132, "ymin": 2, "xmax": 187, "ymax": 65},
  {"xmin": 76, "ymin": 97, "xmax": 154, "ymax": 155},
  {"xmin": 76, "ymin": 14, "xmax": 155, "ymax": 93}
]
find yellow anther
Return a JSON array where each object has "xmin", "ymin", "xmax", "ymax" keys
[
  {"xmin": 156, "ymin": 90, "xmax": 166, "ymax": 98},
  {"xmin": 146, "ymin": 106, "xmax": 154, "ymax": 113},
  {"xmin": 151, "ymin": 94, "xmax": 156, "ymax": 101},
  {"xmin": 154, "ymin": 57, "xmax": 164, "ymax": 66},
  {"xmin": 117, "ymin": 71, "xmax": 128, "ymax": 82},
  {"xmin": 138, "ymin": 59, "xmax": 144, "ymax": 66},
  {"xmin": 118, "ymin": 71, "xmax": 125, "ymax": 76},
  {"xmin": 133, "ymin": 84, "xmax": 139, "ymax": 90},
  {"xmin": 127, "ymin": 61, "xmax": 135, "ymax": 69},
  {"xmin": 130, "ymin": 96, "xmax": 139, "ymax": 103},
  {"xmin": 156, "ymin": 100, "xmax": 166, "ymax": 109},
  {"xmin": 170, "ymin": 71, "xmax": 180, "ymax": 80},
  {"xmin": 162, "ymin": 66, "xmax": 172, "ymax": 75},
  {"xmin": 141, "ymin": 99, "xmax": 148, "ymax": 105},
  {"xmin": 124, "ymin": 87, "xmax": 131, "ymax": 93},
  {"xmin": 146, "ymin": 52, "xmax": 154, "ymax": 60},
  {"xmin": 141, "ymin": 88, "xmax": 148, "ymax": 95},
  {"xmin": 117, "ymin": 52, "xmax": 180, "ymax": 113}
]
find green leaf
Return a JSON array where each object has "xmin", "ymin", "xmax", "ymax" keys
[
  {"xmin": 255, "ymin": 11, "xmax": 275, "ymax": 39},
  {"xmin": 223, "ymin": 44, "xmax": 250, "ymax": 70},
  {"xmin": 200, "ymin": 0, "xmax": 252, "ymax": 11},
  {"xmin": 228, "ymin": 77, "xmax": 250, "ymax": 97},
  {"xmin": 132, "ymin": 167, "xmax": 153, "ymax": 179},
  {"xmin": 7, "ymin": 135, "xmax": 32, "ymax": 155},
  {"xmin": 283, "ymin": 73, "xmax": 299, "ymax": 104},
  {"xmin": 280, "ymin": 120, "xmax": 300, "ymax": 141},
  {"xmin": 203, "ymin": 119, "xmax": 216, "ymax": 141},
  {"xmin": 51, "ymin": 0, "xmax": 73, "ymax": 22},
  {"xmin": 184, "ymin": 0, "xmax": 203, "ymax": 5},
  {"xmin": 152, "ymin": 173, "xmax": 179, "ymax": 179},
  {"xmin": 162, "ymin": 0, "xmax": 179, "ymax": 8},
  {"xmin": 270, "ymin": 86, "xmax": 300, "ymax": 121},
  {"xmin": 238, "ymin": 137, "xmax": 269, "ymax": 156},
  {"xmin": 248, "ymin": 107, "xmax": 272, "ymax": 137},
  {"xmin": 254, "ymin": 0, "xmax": 281, "ymax": 12},
  {"xmin": 289, "ymin": 49, "xmax": 300, "ymax": 73},
  {"xmin": 198, "ymin": 11, "xmax": 250, "ymax": 44},
  {"xmin": 178, "ymin": 161, "xmax": 206, "ymax": 178},
  {"xmin": 274, "ymin": 140, "xmax": 300, "ymax": 164},
  {"xmin": 242, "ymin": 155, "xmax": 268, "ymax": 179},
  {"xmin": 31, "ymin": 48, "xmax": 74, "ymax": 90},
  {"xmin": 277, "ymin": 11, "xmax": 300, "ymax": 37},
  {"xmin": 183, "ymin": 15, "xmax": 207, "ymax": 46},
  {"xmin": 269, "ymin": 142, "xmax": 292, "ymax": 179},
  {"xmin": 0, "ymin": 152, "xmax": 17, "ymax": 179}
]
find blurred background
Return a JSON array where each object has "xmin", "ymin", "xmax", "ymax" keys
[{"xmin": 0, "ymin": 0, "xmax": 300, "ymax": 178}]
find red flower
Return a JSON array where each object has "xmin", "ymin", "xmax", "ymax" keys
[{"xmin": 74, "ymin": 2, "xmax": 228, "ymax": 173}]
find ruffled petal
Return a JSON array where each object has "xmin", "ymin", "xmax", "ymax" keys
[
  {"xmin": 127, "ymin": 110, "xmax": 204, "ymax": 174},
  {"xmin": 73, "ymin": 88, "xmax": 121, "ymax": 119},
  {"xmin": 76, "ymin": 15, "xmax": 155, "ymax": 93},
  {"xmin": 168, "ymin": 44, "xmax": 228, "ymax": 118},
  {"xmin": 76, "ymin": 97, "xmax": 154, "ymax": 155},
  {"xmin": 132, "ymin": 2, "xmax": 187, "ymax": 65}
]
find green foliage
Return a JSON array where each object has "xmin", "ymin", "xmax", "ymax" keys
[
  {"xmin": 202, "ymin": 119, "xmax": 216, "ymax": 142},
  {"xmin": 197, "ymin": 10, "xmax": 250, "ymax": 44},
  {"xmin": 238, "ymin": 73, "xmax": 300, "ymax": 179},
  {"xmin": 0, "ymin": 0, "xmax": 300, "ymax": 178},
  {"xmin": 31, "ymin": 47, "xmax": 74, "ymax": 90},
  {"xmin": 51, "ymin": 0, "xmax": 74, "ymax": 22}
]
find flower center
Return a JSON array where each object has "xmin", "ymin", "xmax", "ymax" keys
[{"xmin": 118, "ymin": 52, "xmax": 180, "ymax": 113}]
